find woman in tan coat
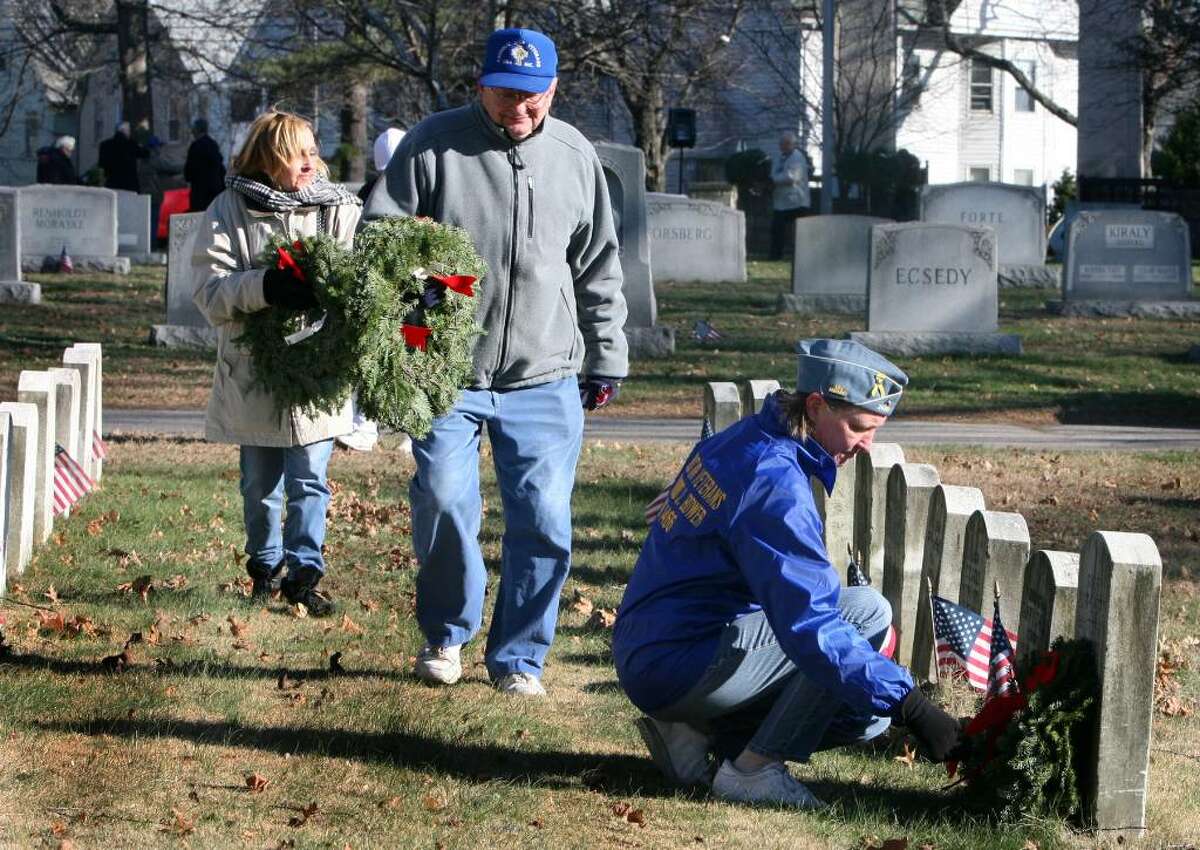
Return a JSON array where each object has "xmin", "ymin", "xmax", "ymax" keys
[{"xmin": 192, "ymin": 110, "xmax": 361, "ymax": 616}]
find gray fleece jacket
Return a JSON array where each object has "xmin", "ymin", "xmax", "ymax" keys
[{"xmin": 363, "ymin": 101, "xmax": 629, "ymax": 390}]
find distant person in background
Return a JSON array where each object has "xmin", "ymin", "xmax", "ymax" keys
[
  {"xmin": 98, "ymin": 121, "xmax": 148, "ymax": 192},
  {"xmin": 337, "ymin": 127, "xmax": 407, "ymax": 454},
  {"xmin": 36, "ymin": 136, "xmax": 78, "ymax": 184},
  {"xmin": 185, "ymin": 118, "xmax": 227, "ymax": 212},
  {"xmin": 769, "ymin": 131, "xmax": 811, "ymax": 261}
]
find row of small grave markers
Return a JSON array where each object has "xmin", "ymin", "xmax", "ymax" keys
[
  {"xmin": 1, "ymin": 344, "xmax": 105, "ymax": 594},
  {"xmin": 704, "ymin": 379, "xmax": 1162, "ymax": 842}
]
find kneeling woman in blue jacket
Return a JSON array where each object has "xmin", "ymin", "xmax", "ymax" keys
[{"xmin": 613, "ymin": 339, "xmax": 961, "ymax": 807}]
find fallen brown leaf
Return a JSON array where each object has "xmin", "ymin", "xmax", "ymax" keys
[
  {"xmin": 100, "ymin": 651, "xmax": 131, "ymax": 673},
  {"xmin": 422, "ymin": 791, "xmax": 448, "ymax": 812},
  {"xmin": 569, "ymin": 589, "xmax": 594, "ymax": 616},
  {"xmin": 340, "ymin": 614, "xmax": 364, "ymax": 635},
  {"xmin": 245, "ymin": 772, "xmax": 270, "ymax": 793},
  {"xmin": 893, "ymin": 742, "xmax": 917, "ymax": 770},
  {"xmin": 159, "ymin": 808, "xmax": 194, "ymax": 836},
  {"xmin": 587, "ymin": 608, "xmax": 617, "ymax": 630},
  {"xmin": 43, "ymin": 585, "xmax": 60, "ymax": 605},
  {"xmin": 288, "ymin": 801, "xmax": 319, "ymax": 827},
  {"xmin": 227, "ymin": 615, "xmax": 248, "ymax": 638}
]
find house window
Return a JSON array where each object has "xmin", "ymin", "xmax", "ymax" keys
[
  {"xmin": 901, "ymin": 54, "xmax": 923, "ymax": 109},
  {"xmin": 1013, "ymin": 168, "xmax": 1034, "ymax": 186},
  {"xmin": 970, "ymin": 60, "xmax": 994, "ymax": 112},
  {"xmin": 1014, "ymin": 60, "xmax": 1036, "ymax": 112},
  {"xmin": 969, "ymin": 166, "xmax": 991, "ymax": 182},
  {"xmin": 230, "ymin": 88, "xmax": 260, "ymax": 123}
]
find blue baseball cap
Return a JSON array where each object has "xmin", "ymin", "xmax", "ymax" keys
[
  {"xmin": 795, "ymin": 339, "xmax": 908, "ymax": 417},
  {"xmin": 480, "ymin": 28, "xmax": 557, "ymax": 93}
]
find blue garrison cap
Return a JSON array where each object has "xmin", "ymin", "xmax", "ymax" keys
[{"xmin": 795, "ymin": 339, "xmax": 907, "ymax": 416}]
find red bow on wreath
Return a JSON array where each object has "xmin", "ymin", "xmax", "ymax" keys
[
  {"xmin": 276, "ymin": 241, "xmax": 307, "ymax": 282},
  {"xmin": 402, "ymin": 324, "xmax": 432, "ymax": 351},
  {"xmin": 429, "ymin": 274, "xmax": 476, "ymax": 297}
]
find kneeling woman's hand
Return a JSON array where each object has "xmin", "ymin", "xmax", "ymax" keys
[{"xmin": 896, "ymin": 687, "xmax": 964, "ymax": 762}]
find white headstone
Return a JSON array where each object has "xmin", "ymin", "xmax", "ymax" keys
[
  {"xmin": 16, "ymin": 370, "xmax": 57, "ymax": 543},
  {"xmin": 151, "ymin": 212, "xmax": 217, "ymax": 347},
  {"xmin": 647, "ymin": 193, "xmax": 746, "ymax": 283},
  {"xmin": 881, "ymin": 462, "xmax": 940, "ymax": 666},
  {"xmin": 737, "ymin": 380, "xmax": 779, "ymax": 418},
  {"xmin": 62, "ymin": 346, "xmax": 99, "ymax": 479},
  {"xmin": 0, "ymin": 410, "xmax": 8, "ymax": 591},
  {"xmin": 69, "ymin": 343, "xmax": 104, "ymax": 481},
  {"xmin": 0, "ymin": 402, "xmax": 37, "ymax": 579},
  {"xmin": 1064, "ymin": 210, "xmax": 1193, "ymax": 302},
  {"xmin": 115, "ymin": 190, "xmax": 153, "ymax": 257},
  {"xmin": 960, "ymin": 510, "xmax": 1031, "ymax": 634},
  {"xmin": 1016, "ymin": 549, "xmax": 1079, "ymax": 668},
  {"xmin": 47, "ymin": 368, "xmax": 82, "ymax": 473},
  {"xmin": 782, "ymin": 215, "xmax": 891, "ymax": 313},
  {"xmin": 703, "ymin": 382, "xmax": 742, "ymax": 433},
  {"xmin": 852, "ymin": 442, "xmax": 906, "ymax": 581},
  {"xmin": 0, "ymin": 188, "xmax": 40, "ymax": 304},
  {"xmin": 17, "ymin": 185, "xmax": 130, "ymax": 273}
]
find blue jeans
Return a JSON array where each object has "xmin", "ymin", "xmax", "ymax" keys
[
  {"xmin": 655, "ymin": 587, "xmax": 894, "ymax": 762},
  {"xmin": 410, "ymin": 377, "xmax": 584, "ymax": 681},
  {"xmin": 240, "ymin": 440, "xmax": 335, "ymax": 576}
]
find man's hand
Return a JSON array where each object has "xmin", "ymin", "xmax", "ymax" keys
[
  {"xmin": 263, "ymin": 267, "xmax": 319, "ymax": 311},
  {"xmin": 896, "ymin": 687, "xmax": 965, "ymax": 762},
  {"xmin": 579, "ymin": 376, "xmax": 621, "ymax": 411}
]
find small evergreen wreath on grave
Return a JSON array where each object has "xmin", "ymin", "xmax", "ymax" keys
[
  {"xmin": 236, "ymin": 218, "xmax": 486, "ymax": 438},
  {"xmin": 236, "ymin": 233, "xmax": 361, "ymax": 417},
  {"xmin": 950, "ymin": 637, "xmax": 1099, "ymax": 822},
  {"xmin": 346, "ymin": 216, "xmax": 486, "ymax": 439}
]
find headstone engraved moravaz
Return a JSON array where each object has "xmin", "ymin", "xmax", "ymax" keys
[
  {"xmin": 647, "ymin": 192, "xmax": 746, "ymax": 284},
  {"xmin": 0, "ymin": 188, "xmax": 41, "ymax": 304},
  {"xmin": 594, "ymin": 142, "xmax": 674, "ymax": 357},
  {"xmin": 921, "ymin": 182, "xmax": 1056, "ymax": 287},
  {"xmin": 150, "ymin": 212, "xmax": 218, "ymax": 348},
  {"xmin": 779, "ymin": 215, "xmax": 891, "ymax": 314},
  {"xmin": 1061, "ymin": 209, "xmax": 1198, "ymax": 317},
  {"xmin": 16, "ymin": 185, "xmax": 130, "ymax": 273},
  {"xmin": 850, "ymin": 222, "xmax": 1022, "ymax": 356},
  {"xmin": 115, "ymin": 190, "xmax": 164, "ymax": 265}
]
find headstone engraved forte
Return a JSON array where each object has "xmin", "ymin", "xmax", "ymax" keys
[
  {"xmin": 850, "ymin": 222, "xmax": 1021, "ymax": 356},
  {"xmin": 16, "ymin": 185, "xmax": 130, "ymax": 274},
  {"xmin": 779, "ymin": 215, "xmax": 891, "ymax": 314},
  {"xmin": 150, "ymin": 212, "xmax": 218, "ymax": 348},
  {"xmin": 0, "ymin": 188, "xmax": 41, "ymax": 304},
  {"xmin": 921, "ymin": 183, "xmax": 1056, "ymax": 287},
  {"xmin": 594, "ymin": 142, "xmax": 674, "ymax": 357},
  {"xmin": 1061, "ymin": 210, "xmax": 1198, "ymax": 317},
  {"xmin": 647, "ymin": 193, "xmax": 746, "ymax": 284}
]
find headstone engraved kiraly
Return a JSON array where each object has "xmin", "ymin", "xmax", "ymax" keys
[
  {"xmin": 594, "ymin": 142, "xmax": 674, "ymax": 357},
  {"xmin": 850, "ymin": 222, "xmax": 1021, "ymax": 356},
  {"xmin": 921, "ymin": 182, "xmax": 1056, "ymax": 287},
  {"xmin": 780, "ymin": 215, "xmax": 892, "ymax": 313},
  {"xmin": 150, "ymin": 212, "xmax": 218, "ymax": 348},
  {"xmin": 1, "ymin": 188, "xmax": 41, "ymax": 304},
  {"xmin": 1063, "ymin": 210, "xmax": 1195, "ymax": 315},
  {"xmin": 17, "ymin": 185, "xmax": 130, "ymax": 273},
  {"xmin": 647, "ymin": 192, "xmax": 746, "ymax": 284}
]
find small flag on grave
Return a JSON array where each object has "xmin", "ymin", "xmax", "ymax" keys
[
  {"xmin": 92, "ymin": 430, "xmax": 109, "ymax": 462},
  {"xmin": 58, "ymin": 245, "xmax": 74, "ymax": 274},
  {"xmin": 52, "ymin": 443, "xmax": 94, "ymax": 516},
  {"xmin": 692, "ymin": 319, "xmax": 722, "ymax": 343},
  {"xmin": 932, "ymin": 594, "xmax": 1018, "ymax": 692},
  {"xmin": 986, "ymin": 589, "xmax": 1019, "ymax": 701},
  {"xmin": 844, "ymin": 545, "xmax": 897, "ymax": 658}
]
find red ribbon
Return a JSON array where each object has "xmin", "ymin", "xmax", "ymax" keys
[
  {"xmin": 402, "ymin": 324, "xmax": 432, "ymax": 351},
  {"xmin": 429, "ymin": 274, "xmax": 476, "ymax": 297},
  {"xmin": 276, "ymin": 245, "xmax": 307, "ymax": 282}
]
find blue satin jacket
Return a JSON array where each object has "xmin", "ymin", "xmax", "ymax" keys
[{"xmin": 613, "ymin": 392, "xmax": 914, "ymax": 715}]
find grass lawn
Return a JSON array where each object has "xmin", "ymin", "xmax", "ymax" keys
[
  {"xmin": 0, "ymin": 438, "xmax": 1197, "ymax": 848},
  {"xmin": 2, "ymin": 263, "xmax": 1198, "ymax": 427}
]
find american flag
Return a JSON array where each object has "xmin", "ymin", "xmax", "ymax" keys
[
  {"xmin": 846, "ymin": 550, "xmax": 871, "ymax": 587},
  {"xmin": 645, "ymin": 417, "xmax": 715, "ymax": 525},
  {"xmin": 932, "ymin": 594, "xmax": 1018, "ymax": 692},
  {"xmin": 986, "ymin": 595, "xmax": 1018, "ymax": 700},
  {"xmin": 692, "ymin": 319, "xmax": 722, "ymax": 343},
  {"xmin": 92, "ymin": 430, "xmax": 109, "ymax": 462},
  {"xmin": 58, "ymin": 245, "xmax": 74, "ymax": 273},
  {"xmin": 53, "ymin": 443, "xmax": 94, "ymax": 516}
]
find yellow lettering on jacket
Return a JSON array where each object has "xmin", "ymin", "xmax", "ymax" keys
[{"xmin": 679, "ymin": 493, "xmax": 708, "ymax": 526}]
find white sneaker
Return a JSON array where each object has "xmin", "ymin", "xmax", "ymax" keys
[
  {"xmin": 413, "ymin": 644, "xmax": 462, "ymax": 685},
  {"xmin": 634, "ymin": 716, "xmax": 713, "ymax": 785},
  {"xmin": 495, "ymin": 672, "xmax": 547, "ymax": 697},
  {"xmin": 711, "ymin": 759, "xmax": 825, "ymax": 809}
]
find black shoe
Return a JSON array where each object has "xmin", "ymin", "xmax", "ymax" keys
[
  {"xmin": 247, "ymin": 560, "xmax": 284, "ymax": 600},
  {"xmin": 280, "ymin": 566, "xmax": 335, "ymax": 617}
]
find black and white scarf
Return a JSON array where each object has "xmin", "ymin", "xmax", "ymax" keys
[{"xmin": 226, "ymin": 173, "xmax": 361, "ymax": 232}]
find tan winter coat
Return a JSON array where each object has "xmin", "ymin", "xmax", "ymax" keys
[{"xmin": 192, "ymin": 189, "xmax": 359, "ymax": 447}]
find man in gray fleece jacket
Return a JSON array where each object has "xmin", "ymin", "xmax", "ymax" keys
[{"xmin": 363, "ymin": 27, "xmax": 629, "ymax": 697}]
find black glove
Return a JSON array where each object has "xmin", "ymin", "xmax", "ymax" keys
[
  {"xmin": 896, "ymin": 687, "xmax": 964, "ymax": 762},
  {"xmin": 579, "ymin": 376, "xmax": 621, "ymax": 410},
  {"xmin": 262, "ymin": 267, "xmax": 319, "ymax": 311}
]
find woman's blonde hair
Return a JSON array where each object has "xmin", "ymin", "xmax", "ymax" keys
[
  {"xmin": 775, "ymin": 390, "xmax": 858, "ymax": 441},
  {"xmin": 231, "ymin": 110, "xmax": 327, "ymax": 187}
]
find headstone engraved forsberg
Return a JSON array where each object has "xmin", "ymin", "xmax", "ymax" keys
[
  {"xmin": 0, "ymin": 188, "xmax": 41, "ymax": 304},
  {"xmin": 1061, "ymin": 210, "xmax": 1197, "ymax": 316},
  {"xmin": 850, "ymin": 222, "xmax": 1022, "ymax": 356},
  {"xmin": 921, "ymin": 182, "xmax": 1056, "ymax": 288},
  {"xmin": 646, "ymin": 193, "xmax": 746, "ymax": 284},
  {"xmin": 15, "ymin": 185, "xmax": 130, "ymax": 274}
]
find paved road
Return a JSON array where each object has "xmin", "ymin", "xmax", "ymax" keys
[{"xmin": 105, "ymin": 409, "xmax": 1200, "ymax": 451}]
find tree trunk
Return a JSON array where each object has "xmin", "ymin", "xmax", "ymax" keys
[
  {"xmin": 625, "ymin": 83, "xmax": 666, "ymax": 192},
  {"xmin": 115, "ymin": 0, "xmax": 153, "ymax": 132},
  {"xmin": 340, "ymin": 80, "xmax": 370, "ymax": 181}
]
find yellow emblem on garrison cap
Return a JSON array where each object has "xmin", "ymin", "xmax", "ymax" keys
[
  {"xmin": 827, "ymin": 384, "xmax": 849, "ymax": 398},
  {"xmin": 868, "ymin": 372, "xmax": 888, "ymax": 399}
]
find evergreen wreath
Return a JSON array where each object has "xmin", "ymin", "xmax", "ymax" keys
[
  {"xmin": 236, "ymin": 233, "xmax": 360, "ymax": 418},
  {"xmin": 953, "ymin": 637, "xmax": 1099, "ymax": 823},
  {"xmin": 346, "ymin": 216, "xmax": 486, "ymax": 439}
]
